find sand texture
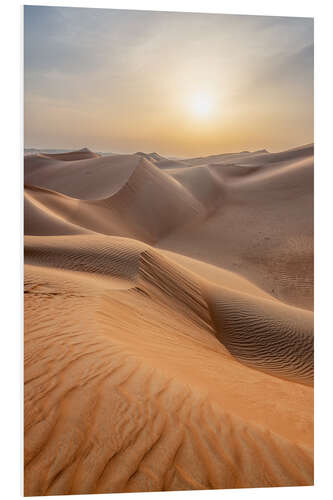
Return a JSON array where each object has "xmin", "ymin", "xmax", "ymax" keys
[{"xmin": 24, "ymin": 145, "xmax": 314, "ymax": 495}]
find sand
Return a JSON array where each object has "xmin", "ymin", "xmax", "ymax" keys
[{"xmin": 24, "ymin": 145, "xmax": 314, "ymax": 495}]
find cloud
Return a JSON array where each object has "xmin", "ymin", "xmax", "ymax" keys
[{"xmin": 24, "ymin": 6, "xmax": 314, "ymax": 154}]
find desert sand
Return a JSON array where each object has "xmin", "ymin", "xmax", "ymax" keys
[{"xmin": 24, "ymin": 144, "xmax": 314, "ymax": 495}]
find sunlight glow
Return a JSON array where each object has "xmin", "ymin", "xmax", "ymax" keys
[{"xmin": 190, "ymin": 92, "xmax": 214, "ymax": 118}]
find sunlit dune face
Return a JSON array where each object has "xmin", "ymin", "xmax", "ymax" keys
[{"xmin": 190, "ymin": 92, "xmax": 214, "ymax": 119}]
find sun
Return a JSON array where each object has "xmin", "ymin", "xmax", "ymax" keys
[{"xmin": 190, "ymin": 92, "xmax": 214, "ymax": 118}]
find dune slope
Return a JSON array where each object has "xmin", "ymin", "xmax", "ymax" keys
[
  {"xmin": 25, "ymin": 158, "xmax": 204, "ymax": 243},
  {"xmin": 158, "ymin": 153, "xmax": 314, "ymax": 310}
]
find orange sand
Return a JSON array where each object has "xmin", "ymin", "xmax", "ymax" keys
[{"xmin": 24, "ymin": 145, "xmax": 313, "ymax": 495}]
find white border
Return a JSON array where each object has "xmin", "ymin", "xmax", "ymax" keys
[
  {"xmin": 1, "ymin": 1, "xmax": 332, "ymax": 499},
  {"xmin": 16, "ymin": 0, "xmax": 316, "ymax": 17}
]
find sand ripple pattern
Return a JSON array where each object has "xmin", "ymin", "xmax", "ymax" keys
[
  {"xmin": 24, "ymin": 235, "xmax": 148, "ymax": 283},
  {"xmin": 25, "ymin": 234, "xmax": 313, "ymax": 385},
  {"xmin": 24, "ymin": 263, "xmax": 313, "ymax": 495},
  {"xmin": 205, "ymin": 285, "xmax": 313, "ymax": 385}
]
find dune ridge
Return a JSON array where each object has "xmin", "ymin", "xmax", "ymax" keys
[
  {"xmin": 24, "ymin": 190, "xmax": 90, "ymax": 236},
  {"xmin": 24, "ymin": 144, "xmax": 314, "ymax": 495},
  {"xmin": 25, "ymin": 233, "xmax": 313, "ymax": 385},
  {"xmin": 25, "ymin": 158, "xmax": 205, "ymax": 243},
  {"xmin": 158, "ymin": 151, "xmax": 314, "ymax": 311},
  {"xmin": 39, "ymin": 147, "xmax": 100, "ymax": 161}
]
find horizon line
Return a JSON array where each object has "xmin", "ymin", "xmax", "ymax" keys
[{"xmin": 24, "ymin": 142, "xmax": 314, "ymax": 159}]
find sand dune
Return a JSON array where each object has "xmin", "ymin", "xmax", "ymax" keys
[
  {"xmin": 25, "ymin": 158, "xmax": 204, "ymax": 243},
  {"xmin": 158, "ymin": 151, "xmax": 314, "ymax": 310},
  {"xmin": 24, "ymin": 188, "xmax": 91, "ymax": 236},
  {"xmin": 135, "ymin": 151, "xmax": 187, "ymax": 169},
  {"xmin": 24, "ymin": 144, "xmax": 314, "ymax": 495},
  {"xmin": 206, "ymin": 283, "xmax": 313, "ymax": 385},
  {"xmin": 235, "ymin": 143, "xmax": 313, "ymax": 167},
  {"xmin": 181, "ymin": 148, "xmax": 268, "ymax": 167},
  {"xmin": 25, "ymin": 234, "xmax": 313, "ymax": 384},
  {"xmin": 168, "ymin": 165, "xmax": 224, "ymax": 211},
  {"xmin": 39, "ymin": 147, "xmax": 100, "ymax": 161},
  {"xmin": 85, "ymin": 159, "xmax": 203, "ymax": 243},
  {"xmin": 25, "ymin": 234, "xmax": 147, "ymax": 283},
  {"xmin": 181, "ymin": 144, "xmax": 312, "ymax": 168},
  {"xmin": 24, "ymin": 153, "xmax": 140, "ymax": 199}
]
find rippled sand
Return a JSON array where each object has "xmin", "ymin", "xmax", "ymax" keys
[{"xmin": 24, "ymin": 145, "xmax": 313, "ymax": 495}]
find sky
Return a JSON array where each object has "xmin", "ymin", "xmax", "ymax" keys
[{"xmin": 24, "ymin": 6, "xmax": 313, "ymax": 157}]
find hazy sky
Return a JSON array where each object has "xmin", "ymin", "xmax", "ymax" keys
[{"xmin": 24, "ymin": 6, "xmax": 313, "ymax": 157}]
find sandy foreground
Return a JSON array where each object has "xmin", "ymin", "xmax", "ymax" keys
[{"xmin": 24, "ymin": 145, "xmax": 314, "ymax": 495}]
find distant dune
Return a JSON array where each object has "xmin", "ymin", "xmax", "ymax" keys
[
  {"xmin": 24, "ymin": 147, "xmax": 100, "ymax": 159},
  {"xmin": 39, "ymin": 147, "xmax": 100, "ymax": 161},
  {"xmin": 24, "ymin": 144, "xmax": 314, "ymax": 495}
]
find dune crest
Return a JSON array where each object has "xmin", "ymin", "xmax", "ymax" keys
[{"xmin": 40, "ymin": 147, "xmax": 100, "ymax": 161}]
